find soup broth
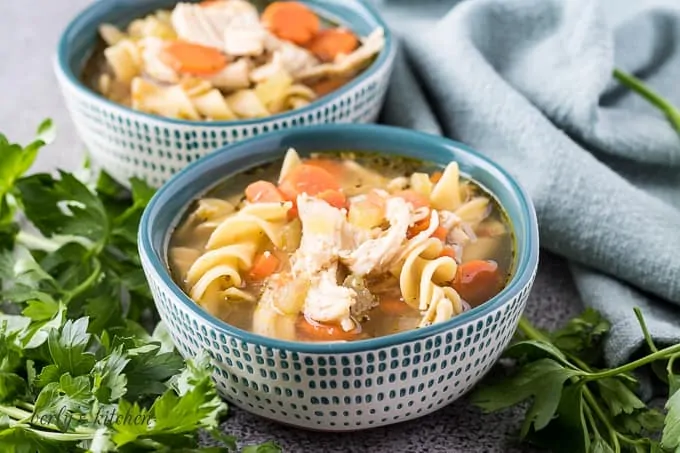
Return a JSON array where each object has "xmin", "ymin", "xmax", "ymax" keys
[
  {"xmin": 81, "ymin": 0, "xmax": 384, "ymax": 121},
  {"xmin": 169, "ymin": 151, "xmax": 514, "ymax": 342}
]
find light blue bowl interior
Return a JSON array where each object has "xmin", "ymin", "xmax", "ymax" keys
[
  {"xmin": 56, "ymin": 0, "xmax": 394, "ymax": 127},
  {"xmin": 140, "ymin": 124, "xmax": 540, "ymax": 353}
]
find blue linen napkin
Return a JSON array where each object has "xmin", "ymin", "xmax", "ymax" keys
[{"xmin": 373, "ymin": 0, "xmax": 680, "ymax": 366}]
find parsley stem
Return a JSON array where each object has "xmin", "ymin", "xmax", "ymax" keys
[
  {"xmin": 0, "ymin": 405, "xmax": 32, "ymax": 420},
  {"xmin": 613, "ymin": 68, "xmax": 680, "ymax": 132},
  {"xmin": 634, "ymin": 307, "xmax": 658, "ymax": 353},
  {"xmin": 583, "ymin": 387, "xmax": 620, "ymax": 452},
  {"xmin": 584, "ymin": 343, "xmax": 680, "ymax": 381},
  {"xmin": 517, "ymin": 317, "xmax": 550, "ymax": 343},
  {"xmin": 64, "ymin": 257, "xmax": 102, "ymax": 302},
  {"xmin": 15, "ymin": 230, "xmax": 61, "ymax": 252},
  {"xmin": 16, "ymin": 401, "xmax": 35, "ymax": 411},
  {"xmin": 23, "ymin": 427, "xmax": 93, "ymax": 441}
]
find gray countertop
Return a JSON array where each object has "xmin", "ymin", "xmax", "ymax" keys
[{"xmin": 1, "ymin": 1, "xmax": 674, "ymax": 451}]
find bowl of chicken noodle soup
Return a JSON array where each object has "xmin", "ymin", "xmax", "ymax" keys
[
  {"xmin": 139, "ymin": 124, "xmax": 539, "ymax": 430},
  {"xmin": 55, "ymin": 0, "xmax": 395, "ymax": 188}
]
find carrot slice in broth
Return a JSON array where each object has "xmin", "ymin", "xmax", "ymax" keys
[
  {"xmin": 249, "ymin": 251, "xmax": 280, "ymax": 281},
  {"xmin": 296, "ymin": 316, "xmax": 360, "ymax": 341},
  {"xmin": 160, "ymin": 41, "xmax": 228, "ymax": 75},
  {"xmin": 307, "ymin": 28, "xmax": 359, "ymax": 62},
  {"xmin": 245, "ymin": 180, "xmax": 286, "ymax": 203},
  {"xmin": 262, "ymin": 2, "xmax": 320, "ymax": 45},
  {"xmin": 452, "ymin": 260, "xmax": 503, "ymax": 306}
]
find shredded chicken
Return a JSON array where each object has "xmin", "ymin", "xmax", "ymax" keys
[
  {"xmin": 303, "ymin": 265, "xmax": 356, "ymax": 331},
  {"xmin": 340, "ymin": 197, "xmax": 413, "ymax": 276},
  {"xmin": 206, "ymin": 58, "xmax": 251, "ymax": 90},
  {"xmin": 171, "ymin": 1, "xmax": 260, "ymax": 51},
  {"xmin": 139, "ymin": 37, "xmax": 179, "ymax": 83},
  {"xmin": 223, "ymin": 24, "xmax": 267, "ymax": 56},
  {"xmin": 291, "ymin": 194, "xmax": 348, "ymax": 276}
]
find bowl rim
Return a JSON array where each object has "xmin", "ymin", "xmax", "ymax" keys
[
  {"xmin": 139, "ymin": 124, "xmax": 540, "ymax": 353},
  {"xmin": 54, "ymin": 0, "xmax": 396, "ymax": 128}
]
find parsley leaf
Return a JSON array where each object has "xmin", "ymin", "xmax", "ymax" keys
[
  {"xmin": 47, "ymin": 318, "xmax": 96, "ymax": 376},
  {"xmin": 596, "ymin": 377, "xmax": 645, "ymax": 417},
  {"xmin": 472, "ymin": 358, "xmax": 580, "ymax": 436},
  {"xmin": 662, "ymin": 369, "xmax": 680, "ymax": 450},
  {"xmin": 17, "ymin": 172, "xmax": 109, "ymax": 248}
]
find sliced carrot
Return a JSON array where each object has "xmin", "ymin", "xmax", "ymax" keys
[
  {"xmin": 317, "ymin": 189, "xmax": 347, "ymax": 210},
  {"xmin": 395, "ymin": 190, "xmax": 430, "ymax": 209},
  {"xmin": 296, "ymin": 316, "xmax": 359, "ymax": 341},
  {"xmin": 439, "ymin": 246, "xmax": 457, "ymax": 259},
  {"xmin": 249, "ymin": 251, "xmax": 280, "ymax": 281},
  {"xmin": 160, "ymin": 41, "xmax": 228, "ymax": 75},
  {"xmin": 245, "ymin": 180, "xmax": 285, "ymax": 203},
  {"xmin": 278, "ymin": 164, "xmax": 341, "ymax": 200},
  {"xmin": 262, "ymin": 2, "xmax": 320, "ymax": 45},
  {"xmin": 452, "ymin": 260, "xmax": 503, "ymax": 307},
  {"xmin": 430, "ymin": 171, "xmax": 443, "ymax": 183},
  {"xmin": 304, "ymin": 157, "xmax": 345, "ymax": 178},
  {"xmin": 378, "ymin": 294, "xmax": 410, "ymax": 316},
  {"xmin": 407, "ymin": 215, "xmax": 430, "ymax": 239},
  {"xmin": 200, "ymin": 0, "xmax": 223, "ymax": 6},
  {"xmin": 309, "ymin": 78, "xmax": 347, "ymax": 97},
  {"xmin": 432, "ymin": 226, "xmax": 448, "ymax": 241},
  {"xmin": 307, "ymin": 28, "xmax": 359, "ymax": 62}
]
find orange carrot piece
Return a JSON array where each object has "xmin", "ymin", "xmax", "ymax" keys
[
  {"xmin": 296, "ymin": 316, "xmax": 359, "ymax": 341},
  {"xmin": 309, "ymin": 78, "xmax": 347, "ymax": 97},
  {"xmin": 245, "ymin": 180, "xmax": 285, "ymax": 203},
  {"xmin": 432, "ymin": 226, "xmax": 448, "ymax": 241},
  {"xmin": 439, "ymin": 246, "xmax": 457, "ymax": 259},
  {"xmin": 304, "ymin": 157, "xmax": 345, "ymax": 178},
  {"xmin": 200, "ymin": 0, "xmax": 223, "ymax": 6},
  {"xmin": 430, "ymin": 171, "xmax": 443, "ymax": 183},
  {"xmin": 395, "ymin": 190, "xmax": 430, "ymax": 209},
  {"xmin": 249, "ymin": 251, "xmax": 280, "ymax": 281},
  {"xmin": 378, "ymin": 294, "xmax": 410, "ymax": 316},
  {"xmin": 407, "ymin": 215, "xmax": 431, "ymax": 239},
  {"xmin": 278, "ymin": 164, "xmax": 341, "ymax": 200},
  {"xmin": 317, "ymin": 189, "xmax": 347, "ymax": 210},
  {"xmin": 262, "ymin": 1, "xmax": 320, "ymax": 45},
  {"xmin": 307, "ymin": 28, "xmax": 359, "ymax": 62},
  {"xmin": 160, "ymin": 41, "xmax": 227, "ymax": 75},
  {"xmin": 453, "ymin": 260, "xmax": 503, "ymax": 306}
]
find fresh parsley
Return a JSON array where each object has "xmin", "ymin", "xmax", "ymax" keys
[
  {"xmin": 471, "ymin": 308, "xmax": 680, "ymax": 452},
  {"xmin": 0, "ymin": 123, "xmax": 281, "ymax": 452}
]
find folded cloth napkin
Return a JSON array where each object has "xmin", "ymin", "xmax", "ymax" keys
[{"xmin": 373, "ymin": 0, "xmax": 680, "ymax": 367}]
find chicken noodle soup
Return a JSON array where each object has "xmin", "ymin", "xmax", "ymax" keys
[
  {"xmin": 169, "ymin": 150, "xmax": 514, "ymax": 341},
  {"xmin": 82, "ymin": 0, "xmax": 385, "ymax": 121}
]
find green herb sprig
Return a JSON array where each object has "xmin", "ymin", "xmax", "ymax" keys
[
  {"xmin": 0, "ymin": 123, "xmax": 281, "ymax": 452},
  {"xmin": 471, "ymin": 308, "xmax": 680, "ymax": 452}
]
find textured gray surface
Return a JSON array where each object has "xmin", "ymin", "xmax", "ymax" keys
[{"xmin": 0, "ymin": 0, "xmax": 672, "ymax": 452}]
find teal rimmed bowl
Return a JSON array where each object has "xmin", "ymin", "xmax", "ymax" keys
[
  {"xmin": 55, "ymin": 0, "xmax": 396, "ymax": 188},
  {"xmin": 138, "ymin": 124, "xmax": 539, "ymax": 431}
]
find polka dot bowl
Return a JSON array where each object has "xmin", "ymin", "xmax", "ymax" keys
[
  {"xmin": 55, "ymin": 0, "xmax": 396, "ymax": 188},
  {"xmin": 138, "ymin": 125, "xmax": 540, "ymax": 431}
]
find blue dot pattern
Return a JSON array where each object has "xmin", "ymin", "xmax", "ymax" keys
[
  {"xmin": 142, "ymin": 252, "xmax": 537, "ymax": 431},
  {"xmin": 58, "ymin": 66, "xmax": 391, "ymax": 189}
]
